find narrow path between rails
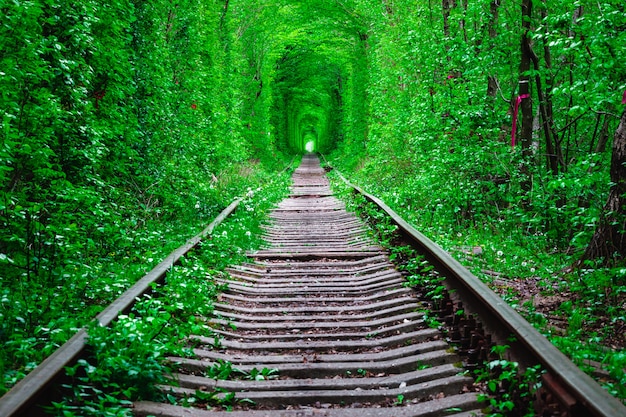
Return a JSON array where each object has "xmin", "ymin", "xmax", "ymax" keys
[{"xmin": 135, "ymin": 154, "xmax": 482, "ymax": 417}]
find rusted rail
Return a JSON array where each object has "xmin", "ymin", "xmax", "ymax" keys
[
  {"xmin": 134, "ymin": 153, "xmax": 482, "ymax": 417},
  {"xmin": 0, "ymin": 198, "xmax": 243, "ymax": 417},
  {"xmin": 332, "ymin": 165, "xmax": 626, "ymax": 417}
]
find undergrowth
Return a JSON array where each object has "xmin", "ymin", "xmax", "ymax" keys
[
  {"xmin": 326, "ymin": 161, "xmax": 626, "ymax": 403},
  {"xmin": 328, "ymin": 169, "xmax": 544, "ymax": 416},
  {"xmin": 32, "ymin": 166, "xmax": 292, "ymax": 416},
  {"xmin": 0, "ymin": 159, "xmax": 293, "ymax": 397}
]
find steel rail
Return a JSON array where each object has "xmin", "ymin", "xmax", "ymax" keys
[
  {"xmin": 0, "ymin": 156, "xmax": 298, "ymax": 417},
  {"xmin": 333, "ymin": 169, "xmax": 626, "ymax": 417},
  {"xmin": 0, "ymin": 197, "xmax": 243, "ymax": 417}
]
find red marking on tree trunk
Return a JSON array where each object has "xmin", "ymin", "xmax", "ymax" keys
[
  {"xmin": 511, "ymin": 94, "xmax": 530, "ymax": 149},
  {"xmin": 94, "ymin": 90, "xmax": 106, "ymax": 109}
]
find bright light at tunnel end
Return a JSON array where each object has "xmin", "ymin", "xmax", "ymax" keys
[{"xmin": 305, "ymin": 140, "xmax": 315, "ymax": 153}]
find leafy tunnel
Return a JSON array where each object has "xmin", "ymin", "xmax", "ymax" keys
[
  {"xmin": 242, "ymin": 1, "xmax": 366, "ymax": 154},
  {"xmin": 3, "ymin": 0, "xmax": 626, "ymax": 405}
]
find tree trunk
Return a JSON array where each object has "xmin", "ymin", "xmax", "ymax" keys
[
  {"xmin": 459, "ymin": 0, "xmax": 468, "ymax": 42},
  {"xmin": 517, "ymin": 0, "xmax": 533, "ymax": 196},
  {"xmin": 582, "ymin": 108, "xmax": 626, "ymax": 265},
  {"xmin": 488, "ymin": 0, "xmax": 499, "ymax": 38},
  {"xmin": 528, "ymin": 6, "xmax": 559, "ymax": 176},
  {"xmin": 519, "ymin": 0, "xmax": 533, "ymax": 153},
  {"xmin": 594, "ymin": 114, "xmax": 610, "ymax": 154},
  {"xmin": 220, "ymin": 0, "xmax": 230, "ymax": 31},
  {"xmin": 442, "ymin": 0, "xmax": 451, "ymax": 38},
  {"xmin": 486, "ymin": 1, "xmax": 500, "ymax": 99}
]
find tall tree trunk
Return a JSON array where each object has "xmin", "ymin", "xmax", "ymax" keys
[
  {"xmin": 561, "ymin": 7, "xmax": 584, "ymax": 168},
  {"xmin": 529, "ymin": 53, "xmax": 557, "ymax": 176},
  {"xmin": 442, "ymin": 0, "xmax": 451, "ymax": 38},
  {"xmin": 582, "ymin": 108, "xmax": 626, "ymax": 265},
  {"xmin": 540, "ymin": 3, "xmax": 563, "ymax": 172},
  {"xmin": 529, "ymin": 5, "xmax": 559, "ymax": 176},
  {"xmin": 220, "ymin": 0, "xmax": 230, "ymax": 31},
  {"xmin": 459, "ymin": 0, "xmax": 468, "ymax": 42},
  {"xmin": 540, "ymin": 27, "xmax": 564, "ymax": 173},
  {"xmin": 486, "ymin": 0, "xmax": 500, "ymax": 98},
  {"xmin": 488, "ymin": 0, "xmax": 499, "ymax": 38},
  {"xmin": 594, "ymin": 114, "xmax": 610, "ymax": 154},
  {"xmin": 517, "ymin": 0, "xmax": 533, "ymax": 195},
  {"xmin": 519, "ymin": 0, "xmax": 533, "ymax": 153}
]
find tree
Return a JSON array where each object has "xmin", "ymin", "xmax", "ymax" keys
[
  {"xmin": 582, "ymin": 105, "xmax": 626, "ymax": 265},
  {"xmin": 486, "ymin": 0, "xmax": 501, "ymax": 99},
  {"xmin": 517, "ymin": 0, "xmax": 534, "ymax": 196}
]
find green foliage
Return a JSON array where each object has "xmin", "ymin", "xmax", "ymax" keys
[
  {"xmin": 1, "ymin": 0, "xmax": 292, "ymax": 396},
  {"xmin": 180, "ymin": 388, "xmax": 248, "ymax": 411},
  {"xmin": 206, "ymin": 360, "xmax": 235, "ymax": 381},
  {"xmin": 240, "ymin": 367, "xmax": 280, "ymax": 381},
  {"xmin": 474, "ymin": 346, "xmax": 543, "ymax": 417},
  {"xmin": 325, "ymin": 0, "xmax": 625, "ymax": 402},
  {"xmin": 3, "ymin": 0, "xmax": 626, "ymax": 408},
  {"xmin": 327, "ymin": 0, "xmax": 623, "ymax": 263},
  {"xmin": 552, "ymin": 335, "xmax": 626, "ymax": 400},
  {"xmin": 43, "ymin": 168, "xmax": 290, "ymax": 414}
]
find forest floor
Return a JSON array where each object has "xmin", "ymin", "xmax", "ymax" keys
[
  {"xmin": 450, "ymin": 247, "xmax": 626, "ymax": 396},
  {"xmin": 451, "ymin": 244, "xmax": 625, "ymax": 350},
  {"xmin": 491, "ymin": 274, "xmax": 625, "ymax": 350}
]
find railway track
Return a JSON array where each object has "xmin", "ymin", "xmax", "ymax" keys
[
  {"xmin": 1, "ymin": 154, "xmax": 625, "ymax": 417},
  {"xmin": 134, "ymin": 154, "xmax": 481, "ymax": 417}
]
